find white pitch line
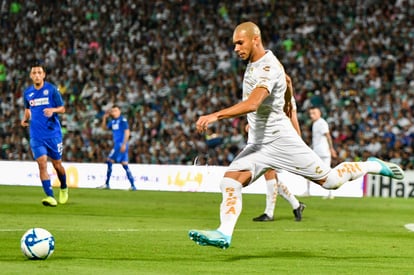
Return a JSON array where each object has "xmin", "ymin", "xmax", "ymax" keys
[
  {"xmin": 0, "ymin": 228, "xmax": 346, "ymax": 233},
  {"xmin": 3, "ymin": 226, "xmax": 411, "ymax": 233},
  {"xmin": 0, "ymin": 228, "xmax": 180, "ymax": 232}
]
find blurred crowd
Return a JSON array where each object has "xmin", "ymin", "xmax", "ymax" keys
[{"xmin": 0, "ymin": 0, "xmax": 413, "ymax": 170}]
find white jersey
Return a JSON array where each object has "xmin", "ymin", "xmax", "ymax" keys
[
  {"xmin": 312, "ymin": 117, "xmax": 331, "ymax": 157},
  {"xmin": 229, "ymin": 50, "xmax": 331, "ymax": 183},
  {"xmin": 243, "ymin": 50, "xmax": 288, "ymax": 144}
]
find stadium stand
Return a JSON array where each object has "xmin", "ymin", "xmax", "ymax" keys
[{"xmin": 0, "ymin": 0, "xmax": 413, "ymax": 169}]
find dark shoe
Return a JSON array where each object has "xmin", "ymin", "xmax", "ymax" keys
[
  {"xmin": 293, "ymin": 202, "xmax": 306, "ymax": 221},
  {"xmin": 252, "ymin": 213, "xmax": 274, "ymax": 222}
]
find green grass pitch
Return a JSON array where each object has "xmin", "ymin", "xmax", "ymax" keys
[{"xmin": 0, "ymin": 185, "xmax": 413, "ymax": 275}]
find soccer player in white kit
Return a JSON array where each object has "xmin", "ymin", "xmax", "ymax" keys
[
  {"xmin": 307, "ymin": 106, "xmax": 337, "ymax": 199},
  {"xmin": 189, "ymin": 21, "xmax": 404, "ymax": 249},
  {"xmin": 252, "ymin": 75, "xmax": 305, "ymax": 222}
]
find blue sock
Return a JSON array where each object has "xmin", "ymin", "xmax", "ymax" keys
[
  {"xmin": 41, "ymin": 180, "xmax": 54, "ymax": 197},
  {"xmin": 58, "ymin": 173, "xmax": 67, "ymax": 189},
  {"xmin": 122, "ymin": 164, "xmax": 135, "ymax": 187},
  {"xmin": 105, "ymin": 161, "xmax": 113, "ymax": 186}
]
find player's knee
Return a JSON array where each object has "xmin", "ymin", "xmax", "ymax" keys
[
  {"xmin": 264, "ymin": 169, "xmax": 276, "ymax": 180},
  {"xmin": 222, "ymin": 171, "xmax": 250, "ymax": 187}
]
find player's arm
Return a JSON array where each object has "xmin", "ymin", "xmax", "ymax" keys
[
  {"xmin": 121, "ymin": 128, "xmax": 130, "ymax": 152},
  {"xmin": 21, "ymin": 109, "xmax": 31, "ymax": 127},
  {"xmin": 283, "ymin": 74, "xmax": 301, "ymax": 135},
  {"xmin": 196, "ymin": 87, "xmax": 269, "ymax": 132},
  {"xmin": 290, "ymin": 108, "xmax": 301, "ymax": 136},
  {"xmin": 43, "ymin": 89, "xmax": 66, "ymax": 117},
  {"xmin": 101, "ymin": 111, "xmax": 110, "ymax": 130},
  {"xmin": 283, "ymin": 75, "xmax": 293, "ymax": 118},
  {"xmin": 325, "ymin": 132, "xmax": 337, "ymax": 158},
  {"xmin": 52, "ymin": 106, "xmax": 65, "ymax": 114},
  {"xmin": 43, "ymin": 106, "xmax": 65, "ymax": 117},
  {"xmin": 123, "ymin": 129, "xmax": 130, "ymax": 145}
]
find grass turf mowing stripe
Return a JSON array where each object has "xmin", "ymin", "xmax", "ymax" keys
[{"xmin": 0, "ymin": 185, "xmax": 413, "ymax": 275}]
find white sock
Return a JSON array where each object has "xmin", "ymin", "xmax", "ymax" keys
[
  {"xmin": 264, "ymin": 179, "xmax": 278, "ymax": 217},
  {"xmin": 217, "ymin": 177, "xmax": 243, "ymax": 237},
  {"xmin": 322, "ymin": 161, "xmax": 380, "ymax": 189},
  {"xmin": 278, "ymin": 181, "xmax": 300, "ymax": 209}
]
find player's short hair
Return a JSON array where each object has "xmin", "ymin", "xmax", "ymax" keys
[
  {"xmin": 309, "ymin": 105, "xmax": 321, "ymax": 111},
  {"xmin": 309, "ymin": 105, "xmax": 324, "ymax": 116},
  {"xmin": 30, "ymin": 60, "xmax": 47, "ymax": 72}
]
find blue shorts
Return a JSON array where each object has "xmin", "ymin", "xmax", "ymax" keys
[
  {"xmin": 108, "ymin": 144, "xmax": 129, "ymax": 163},
  {"xmin": 30, "ymin": 137, "xmax": 63, "ymax": 160}
]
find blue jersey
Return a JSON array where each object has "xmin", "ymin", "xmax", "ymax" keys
[
  {"xmin": 23, "ymin": 81, "xmax": 64, "ymax": 140},
  {"xmin": 107, "ymin": 115, "xmax": 129, "ymax": 145}
]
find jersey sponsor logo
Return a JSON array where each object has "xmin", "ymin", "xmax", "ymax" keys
[
  {"xmin": 112, "ymin": 122, "xmax": 119, "ymax": 130},
  {"xmin": 224, "ymin": 187, "xmax": 237, "ymax": 215},
  {"xmin": 337, "ymin": 163, "xmax": 362, "ymax": 178},
  {"xmin": 29, "ymin": 97, "xmax": 50, "ymax": 106}
]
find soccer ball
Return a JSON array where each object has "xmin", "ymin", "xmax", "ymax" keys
[{"xmin": 20, "ymin": 228, "xmax": 55, "ymax": 260}]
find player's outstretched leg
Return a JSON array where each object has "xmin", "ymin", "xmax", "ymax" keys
[
  {"xmin": 367, "ymin": 157, "xmax": 404, "ymax": 179},
  {"xmin": 322, "ymin": 157, "xmax": 404, "ymax": 190},
  {"xmin": 188, "ymin": 230, "xmax": 231, "ymax": 249}
]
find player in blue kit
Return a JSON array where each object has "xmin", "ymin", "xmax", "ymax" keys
[
  {"xmin": 99, "ymin": 105, "xmax": 136, "ymax": 190},
  {"xmin": 21, "ymin": 62, "xmax": 68, "ymax": 207}
]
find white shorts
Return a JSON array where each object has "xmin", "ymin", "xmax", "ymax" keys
[
  {"xmin": 319, "ymin": 155, "xmax": 331, "ymax": 167},
  {"xmin": 228, "ymin": 119, "xmax": 331, "ymax": 184}
]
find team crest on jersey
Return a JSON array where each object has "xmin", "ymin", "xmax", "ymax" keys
[
  {"xmin": 112, "ymin": 121, "xmax": 120, "ymax": 130},
  {"xmin": 262, "ymin": 65, "xmax": 270, "ymax": 72},
  {"xmin": 43, "ymin": 90, "xmax": 49, "ymax": 96}
]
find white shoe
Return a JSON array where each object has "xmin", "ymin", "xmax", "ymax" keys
[{"xmin": 97, "ymin": 184, "xmax": 110, "ymax": 189}]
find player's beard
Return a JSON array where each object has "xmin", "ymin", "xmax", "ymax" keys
[{"xmin": 33, "ymin": 79, "xmax": 43, "ymax": 89}]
